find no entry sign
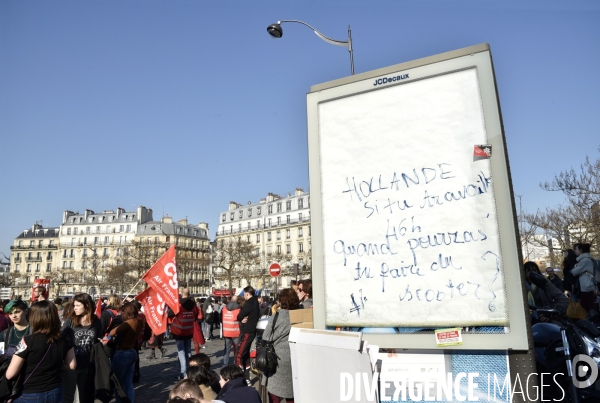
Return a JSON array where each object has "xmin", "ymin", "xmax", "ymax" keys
[{"xmin": 269, "ymin": 262, "xmax": 281, "ymax": 277}]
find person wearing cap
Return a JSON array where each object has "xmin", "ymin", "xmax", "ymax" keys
[{"xmin": 0, "ymin": 299, "xmax": 31, "ymax": 362}]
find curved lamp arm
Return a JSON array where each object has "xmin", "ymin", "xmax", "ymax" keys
[{"xmin": 269, "ymin": 20, "xmax": 354, "ymax": 75}]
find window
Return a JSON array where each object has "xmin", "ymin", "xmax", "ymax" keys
[
  {"xmin": 29, "ymin": 241, "xmax": 34, "ymax": 247},
  {"xmin": 247, "ymin": 235, "xmax": 251, "ymax": 243},
  {"xmin": 74, "ymin": 227, "xmax": 79, "ymax": 235},
  {"xmin": 286, "ymin": 215, "xmax": 290, "ymax": 224},
  {"xmin": 299, "ymin": 198, "xmax": 304, "ymax": 208},
  {"xmin": 94, "ymin": 237, "xmax": 99, "ymax": 245},
  {"xmin": 15, "ymin": 264, "xmax": 20, "ymax": 271},
  {"xmin": 70, "ymin": 249, "xmax": 74, "ymax": 258},
  {"xmin": 63, "ymin": 250, "xmax": 67, "ymax": 258},
  {"xmin": 67, "ymin": 228, "xmax": 72, "ymax": 235},
  {"xmin": 69, "ymin": 261, "xmax": 74, "ymax": 268},
  {"xmin": 239, "ymin": 210, "xmax": 243, "ymax": 219},
  {"xmin": 230, "ymin": 212, "xmax": 234, "ymax": 221},
  {"xmin": 96, "ymin": 226, "xmax": 101, "ymax": 233},
  {"xmin": 36, "ymin": 264, "xmax": 40, "ymax": 272},
  {"xmin": 49, "ymin": 240, "xmax": 54, "ymax": 246},
  {"xmin": 277, "ymin": 203, "xmax": 282, "ymax": 212},
  {"xmin": 46, "ymin": 263, "xmax": 51, "ymax": 272},
  {"xmin": 299, "ymin": 243, "xmax": 304, "ymax": 252},
  {"xmin": 83, "ymin": 249, "xmax": 87, "ymax": 257},
  {"xmin": 257, "ymin": 207, "xmax": 262, "ymax": 215},
  {"xmin": 299, "ymin": 212, "xmax": 303, "ymax": 221},
  {"xmin": 103, "ymin": 248, "xmax": 108, "ymax": 257},
  {"xmin": 222, "ymin": 214, "xmax": 226, "ymax": 223},
  {"xmin": 267, "ymin": 232, "xmax": 272, "ymax": 241},
  {"xmin": 155, "ymin": 237, "xmax": 159, "ymax": 244},
  {"xmin": 107, "ymin": 225, "xmax": 112, "ymax": 233},
  {"xmin": 248, "ymin": 222, "xmax": 252, "ymax": 230},
  {"xmin": 267, "ymin": 246, "xmax": 272, "ymax": 255},
  {"xmin": 277, "ymin": 231, "xmax": 281, "ymax": 240},
  {"xmin": 248, "ymin": 209, "xmax": 252, "ymax": 217},
  {"xmin": 286, "ymin": 201, "xmax": 291, "ymax": 211},
  {"xmin": 83, "ymin": 237, "xmax": 87, "ymax": 245},
  {"xmin": 298, "ymin": 227, "xmax": 303, "ymax": 237},
  {"xmin": 126, "ymin": 224, "xmax": 131, "ymax": 232},
  {"xmin": 256, "ymin": 234, "xmax": 260, "ymax": 243},
  {"xmin": 268, "ymin": 205, "xmax": 273, "ymax": 214},
  {"xmin": 257, "ymin": 220, "xmax": 260, "ymax": 229},
  {"xmin": 27, "ymin": 264, "xmax": 31, "ymax": 272},
  {"xmin": 119, "ymin": 225, "xmax": 124, "ymax": 232},
  {"xmin": 117, "ymin": 248, "xmax": 121, "ymax": 257},
  {"xmin": 286, "ymin": 244, "xmax": 291, "ymax": 254},
  {"xmin": 38, "ymin": 240, "xmax": 43, "ymax": 247},
  {"xmin": 286, "ymin": 229, "xmax": 290, "ymax": 239},
  {"xmin": 63, "ymin": 261, "xmax": 67, "ymax": 268},
  {"xmin": 268, "ymin": 218, "xmax": 272, "ymax": 227},
  {"xmin": 238, "ymin": 223, "xmax": 242, "ymax": 232},
  {"xmin": 104, "ymin": 236, "xmax": 109, "ymax": 244},
  {"xmin": 86, "ymin": 227, "xmax": 91, "ymax": 234},
  {"xmin": 277, "ymin": 245, "xmax": 281, "ymax": 254},
  {"xmin": 277, "ymin": 217, "xmax": 281, "ymax": 225},
  {"xmin": 18, "ymin": 241, "xmax": 22, "ymax": 247}
]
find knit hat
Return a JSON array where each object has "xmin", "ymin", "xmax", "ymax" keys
[{"xmin": 4, "ymin": 299, "xmax": 29, "ymax": 313}]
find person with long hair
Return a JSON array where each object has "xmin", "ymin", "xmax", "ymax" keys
[
  {"xmin": 185, "ymin": 364, "xmax": 217, "ymax": 400},
  {"xmin": 62, "ymin": 293, "xmax": 103, "ymax": 403},
  {"xmin": 100, "ymin": 294, "xmax": 122, "ymax": 334},
  {"xmin": 524, "ymin": 261, "xmax": 568, "ymax": 321},
  {"xmin": 109, "ymin": 302, "xmax": 141, "ymax": 403},
  {"xmin": 6, "ymin": 300, "xmax": 76, "ymax": 402},
  {"xmin": 260, "ymin": 288, "xmax": 300, "ymax": 403},
  {"xmin": 572, "ymin": 243, "xmax": 598, "ymax": 313},
  {"xmin": 0, "ymin": 300, "xmax": 30, "ymax": 363},
  {"xmin": 563, "ymin": 249, "xmax": 579, "ymax": 298}
]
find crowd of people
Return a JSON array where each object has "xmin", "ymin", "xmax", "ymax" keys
[
  {"xmin": 525, "ymin": 243, "xmax": 599, "ymax": 322},
  {"xmin": 168, "ymin": 279, "xmax": 313, "ymax": 403}
]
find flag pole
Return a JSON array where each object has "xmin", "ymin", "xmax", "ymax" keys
[
  {"xmin": 124, "ymin": 278, "xmax": 144, "ymax": 300},
  {"xmin": 124, "ymin": 245, "xmax": 175, "ymax": 300}
]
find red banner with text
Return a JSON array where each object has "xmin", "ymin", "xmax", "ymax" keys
[
  {"xmin": 141, "ymin": 245, "xmax": 179, "ymax": 314},
  {"xmin": 136, "ymin": 287, "xmax": 167, "ymax": 335}
]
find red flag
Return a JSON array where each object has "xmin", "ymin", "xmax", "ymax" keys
[
  {"xmin": 141, "ymin": 245, "xmax": 179, "ymax": 314},
  {"xmin": 95, "ymin": 294, "xmax": 103, "ymax": 318},
  {"xmin": 135, "ymin": 287, "xmax": 167, "ymax": 335}
]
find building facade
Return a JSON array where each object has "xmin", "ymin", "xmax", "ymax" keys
[
  {"xmin": 9, "ymin": 206, "xmax": 210, "ymax": 298},
  {"xmin": 214, "ymin": 189, "xmax": 311, "ymax": 294}
]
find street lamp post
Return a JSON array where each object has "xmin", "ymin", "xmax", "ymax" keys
[{"xmin": 267, "ymin": 20, "xmax": 354, "ymax": 75}]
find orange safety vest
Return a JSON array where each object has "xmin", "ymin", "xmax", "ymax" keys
[
  {"xmin": 171, "ymin": 306, "xmax": 198, "ymax": 337},
  {"xmin": 221, "ymin": 306, "xmax": 241, "ymax": 338}
]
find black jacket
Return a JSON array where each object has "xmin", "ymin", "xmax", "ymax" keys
[
  {"xmin": 236, "ymin": 296, "xmax": 260, "ymax": 334},
  {"xmin": 215, "ymin": 377, "xmax": 261, "ymax": 403}
]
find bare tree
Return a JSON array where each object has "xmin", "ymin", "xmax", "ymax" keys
[{"xmin": 213, "ymin": 239, "xmax": 258, "ymax": 295}]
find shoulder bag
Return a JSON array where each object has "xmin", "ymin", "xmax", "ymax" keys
[{"xmin": 255, "ymin": 312, "xmax": 281, "ymax": 373}]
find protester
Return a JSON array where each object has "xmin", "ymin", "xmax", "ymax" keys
[
  {"xmin": 297, "ymin": 280, "xmax": 313, "ymax": 308},
  {"xmin": 260, "ymin": 288, "xmax": 299, "ymax": 403},
  {"xmin": 185, "ymin": 364, "xmax": 218, "ymax": 400},
  {"xmin": 169, "ymin": 288, "xmax": 201, "ymax": 379},
  {"xmin": 525, "ymin": 261, "xmax": 568, "ymax": 321},
  {"xmin": 100, "ymin": 294, "xmax": 122, "ymax": 334},
  {"xmin": 546, "ymin": 267, "xmax": 564, "ymax": 292},
  {"xmin": 169, "ymin": 379, "xmax": 210, "ymax": 403},
  {"xmin": 0, "ymin": 300, "xmax": 30, "ymax": 362},
  {"xmin": 189, "ymin": 353, "xmax": 221, "ymax": 394},
  {"xmin": 62, "ymin": 293, "xmax": 104, "ymax": 403},
  {"xmin": 109, "ymin": 302, "xmax": 141, "ymax": 403},
  {"xmin": 147, "ymin": 328, "xmax": 167, "ymax": 359},
  {"xmin": 221, "ymin": 295, "xmax": 241, "ymax": 366},
  {"xmin": 32, "ymin": 286, "xmax": 47, "ymax": 302},
  {"xmin": 215, "ymin": 365, "xmax": 261, "ymax": 403},
  {"xmin": 572, "ymin": 243, "xmax": 598, "ymax": 313},
  {"xmin": 5, "ymin": 300, "xmax": 76, "ymax": 402},
  {"xmin": 236, "ymin": 286, "xmax": 260, "ymax": 383},
  {"xmin": 202, "ymin": 297, "xmax": 215, "ymax": 341},
  {"xmin": 563, "ymin": 249, "xmax": 578, "ymax": 298}
]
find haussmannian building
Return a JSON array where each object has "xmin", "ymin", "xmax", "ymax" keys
[
  {"xmin": 214, "ymin": 188, "xmax": 311, "ymax": 294},
  {"xmin": 8, "ymin": 206, "xmax": 210, "ymax": 298}
]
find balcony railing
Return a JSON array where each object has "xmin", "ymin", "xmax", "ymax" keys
[
  {"xmin": 25, "ymin": 256, "xmax": 42, "ymax": 262},
  {"xmin": 216, "ymin": 217, "xmax": 311, "ymax": 237},
  {"xmin": 11, "ymin": 244, "xmax": 58, "ymax": 250}
]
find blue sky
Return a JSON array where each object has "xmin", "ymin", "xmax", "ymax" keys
[{"xmin": 1, "ymin": 0, "xmax": 599, "ymax": 258}]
